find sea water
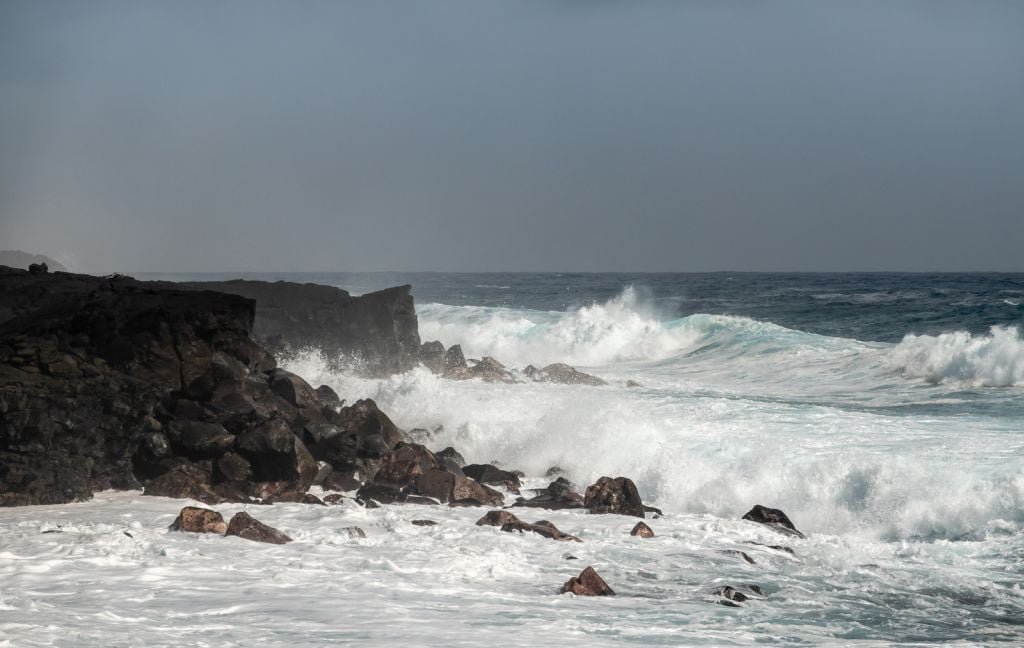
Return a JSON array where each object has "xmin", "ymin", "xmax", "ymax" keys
[{"xmin": 2, "ymin": 272, "xmax": 1022, "ymax": 645}]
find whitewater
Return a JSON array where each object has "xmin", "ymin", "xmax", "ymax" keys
[{"xmin": 3, "ymin": 272, "xmax": 1023, "ymax": 645}]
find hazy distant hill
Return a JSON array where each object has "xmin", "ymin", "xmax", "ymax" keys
[{"xmin": 0, "ymin": 250, "xmax": 67, "ymax": 272}]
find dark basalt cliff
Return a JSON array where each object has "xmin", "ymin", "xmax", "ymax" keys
[
  {"xmin": 175, "ymin": 280, "xmax": 421, "ymax": 377},
  {"xmin": 0, "ymin": 267, "xmax": 406, "ymax": 506}
]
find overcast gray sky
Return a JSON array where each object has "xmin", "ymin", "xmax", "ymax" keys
[{"xmin": 1, "ymin": 1, "xmax": 1022, "ymax": 273}]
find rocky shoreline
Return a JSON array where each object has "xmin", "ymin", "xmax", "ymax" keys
[{"xmin": 0, "ymin": 264, "xmax": 803, "ymax": 603}]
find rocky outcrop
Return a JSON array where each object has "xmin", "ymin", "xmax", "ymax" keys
[
  {"xmin": 175, "ymin": 280, "xmax": 421, "ymax": 377},
  {"xmin": 168, "ymin": 506, "xmax": 228, "ymax": 534},
  {"xmin": 584, "ymin": 476, "xmax": 645, "ymax": 518},
  {"xmin": 523, "ymin": 363, "xmax": 607, "ymax": 386},
  {"xmin": 561, "ymin": 566, "xmax": 615, "ymax": 596},
  {"xmin": 0, "ymin": 267, "xmax": 407, "ymax": 507},
  {"xmin": 225, "ymin": 511, "xmax": 291, "ymax": 544},
  {"xmin": 741, "ymin": 505, "xmax": 805, "ymax": 538},
  {"xmin": 448, "ymin": 356, "xmax": 519, "ymax": 383}
]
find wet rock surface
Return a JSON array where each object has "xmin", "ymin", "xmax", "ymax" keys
[
  {"xmin": 630, "ymin": 521, "xmax": 655, "ymax": 538},
  {"xmin": 225, "ymin": 511, "xmax": 291, "ymax": 544},
  {"xmin": 561, "ymin": 566, "xmax": 615, "ymax": 596},
  {"xmin": 742, "ymin": 505, "xmax": 806, "ymax": 538},
  {"xmin": 584, "ymin": 476, "xmax": 645, "ymax": 518},
  {"xmin": 168, "ymin": 506, "xmax": 228, "ymax": 534}
]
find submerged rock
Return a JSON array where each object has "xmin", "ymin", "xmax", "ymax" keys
[
  {"xmin": 584, "ymin": 476, "xmax": 644, "ymax": 518},
  {"xmin": 168, "ymin": 506, "xmax": 227, "ymax": 534},
  {"xmin": 561, "ymin": 566, "xmax": 615, "ymax": 596},
  {"xmin": 713, "ymin": 584, "xmax": 764, "ymax": 607},
  {"xmin": 630, "ymin": 521, "xmax": 655, "ymax": 538},
  {"xmin": 476, "ymin": 510, "xmax": 581, "ymax": 542},
  {"xmin": 741, "ymin": 505, "xmax": 805, "ymax": 538},
  {"xmin": 225, "ymin": 511, "xmax": 291, "ymax": 544}
]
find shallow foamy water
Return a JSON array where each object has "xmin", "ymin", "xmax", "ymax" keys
[{"xmin": 2, "ymin": 490, "xmax": 1021, "ymax": 646}]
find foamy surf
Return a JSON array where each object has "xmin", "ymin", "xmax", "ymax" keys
[{"xmin": 5, "ymin": 275, "xmax": 1024, "ymax": 645}]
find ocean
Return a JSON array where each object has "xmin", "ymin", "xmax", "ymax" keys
[{"xmin": 2, "ymin": 272, "xmax": 1022, "ymax": 645}]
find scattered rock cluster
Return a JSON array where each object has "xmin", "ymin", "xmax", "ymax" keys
[{"xmin": 169, "ymin": 505, "xmax": 293, "ymax": 544}]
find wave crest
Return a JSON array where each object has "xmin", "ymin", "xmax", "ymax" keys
[
  {"xmin": 891, "ymin": 326, "xmax": 1024, "ymax": 387},
  {"xmin": 418, "ymin": 286, "xmax": 703, "ymax": 367}
]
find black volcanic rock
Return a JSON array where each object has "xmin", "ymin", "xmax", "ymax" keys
[
  {"xmin": 175, "ymin": 280, "xmax": 421, "ymax": 377},
  {"xmin": 0, "ymin": 267, "xmax": 409, "ymax": 507},
  {"xmin": 584, "ymin": 476, "xmax": 645, "ymax": 518},
  {"xmin": 741, "ymin": 504, "xmax": 806, "ymax": 538}
]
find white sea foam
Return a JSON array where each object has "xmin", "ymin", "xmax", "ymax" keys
[
  {"xmin": 891, "ymin": 325, "xmax": 1024, "ymax": 387},
  {"xmin": 418, "ymin": 286, "xmax": 704, "ymax": 367}
]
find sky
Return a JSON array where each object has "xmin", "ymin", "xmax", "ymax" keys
[{"xmin": 1, "ymin": 1, "xmax": 1022, "ymax": 273}]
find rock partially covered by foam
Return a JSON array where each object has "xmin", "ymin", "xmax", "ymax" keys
[
  {"xmin": 561, "ymin": 566, "xmax": 615, "ymax": 596},
  {"xmin": 476, "ymin": 510, "xmax": 581, "ymax": 542},
  {"xmin": 630, "ymin": 521, "xmax": 655, "ymax": 538},
  {"xmin": 584, "ymin": 476, "xmax": 645, "ymax": 518},
  {"xmin": 741, "ymin": 505, "xmax": 805, "ymax": 538}
]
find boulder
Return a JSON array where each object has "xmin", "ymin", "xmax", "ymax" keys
[
  {"xmin": 354, "ymin": 481, "xmax": 406, "ymax": 505},
  {"xmin": 28, "ymin": 262, "xmax": 48, "ymax": 275},
  {"xmin": 412, "ymin": 469, "xmax": 504, "ymax": 505},
  {"xmin": 561, "ymin": 566, "xmax": 615, "ymax": 596},
  {"xmin": 143, "ymin": 462, "xmax": 225, "ymax": 504},
  {"xmin": 435, "ymin": 446, "xmax": 466, "ymax": 467},
  {"xmin": 309, "ymin": 398, "xmax": 403, "ymax": 476},
  {"xmin": 168, "ymin": 506, "xmax": 227, "ymax": 534},
  {"xmin": 225, "ymin": 511, "xmax": 291, "ymax": 544},
  {"xmin": 513, "ymin": 477, "xmax": 585, "ymax": 510},
  {"xmin": 372, "ymin": 443, "xmax": 441, "ymax": 487},
  {"xmin": 584, "ymin": 476, "xmax": 644, "ymax": 518},
  {"xmin": 462, "ymin": 463, "xmax": 521, "ymax": 493},
  {"xmin": 172, "ymin": 421, "xmax": 235, "ymax": 459},
  {"xmin": 418, "ymin": 340, "xmax": 446, "ymax": 373},
  {"xmin": 741, "ymin": 505, "xmax": 805, "ymax": 538},
  {"xmin": 234, "ymin": 420, "xmax": 317, "ymax": 494},
  {"xmin": 630, "ymin": 521, "xmax": 655, "ymax": 538},
  {"xmin": 412, "ymin": 519, "xmax": 437, "ymax": 526},
  {"xmin": 268, "ymin": 369, "xmax": 318, "ymax": 408},
  {"xmin": 475, "ymin": 510, "xmax": 521, "ymax": 527},
  {"xmin": 315, "ymin": 384, "xmax": 342, "ymax": 408},
  {"xmin": 443, "ymin": 344, "xmax": 468, "ymax": 375}
]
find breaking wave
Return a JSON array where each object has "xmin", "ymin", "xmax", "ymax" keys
[{"xmin": 891, "ymin": 326, "xmax": 1024, "ymax": 387}]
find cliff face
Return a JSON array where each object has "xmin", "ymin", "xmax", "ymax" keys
[
  {"xmin": 176, "ymin": 280, "xmax": 421, "ymax": 376},
  {"xmin": 0, "ymin": 267, "xmax": 404, "ymax": 506},
  {"xmin": 0, "ymin": 251, "xmax": 67, "ymax": 272}
]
